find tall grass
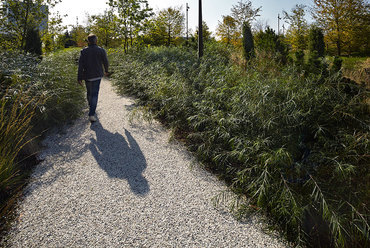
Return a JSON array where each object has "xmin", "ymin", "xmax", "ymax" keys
[
  {"xmin": 0, "ymin": 84, "xmax": 39, "ymax": 198},
  {"xmin": 0, "ymin": 48, "xmax": 85, "ymax": 234},
  {"xmin": 109, "ymin": 44, "xmax": 369, "ymax": 247}
]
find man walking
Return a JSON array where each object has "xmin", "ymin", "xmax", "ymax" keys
[{"xmin": 78, "ymin": 34, "xmax": 109, "ymax": 122}]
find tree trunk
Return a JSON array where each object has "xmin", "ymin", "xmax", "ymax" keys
[
  {"xmin": 21, "ymin": 0, "xmax": 31, "ymax": 50},
  {"xmin": 130, "ymin": 23, "xmax": 133, "ymax": 47},
  {"xmin": 168, "ymin": 26, "xmax": 171, "ymax": 46},
  {"xmin": 335, "ymin": 16, "xmax": 341, "ymax": 56}
]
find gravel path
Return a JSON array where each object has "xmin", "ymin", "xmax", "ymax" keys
[{"xmin": 5, "ymin": 79, "xmax": 288, "ymax": 247}]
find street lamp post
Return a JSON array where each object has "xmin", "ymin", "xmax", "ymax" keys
[{"xmin": 198, "ymin": 0, "xmax": 203, "ymax": 58}]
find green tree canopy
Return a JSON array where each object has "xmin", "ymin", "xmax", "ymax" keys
[
  {"xmin": 109, "ymin": 0, "xmax": 152, "ymax": 52},
  {"xmin": 89, "ymin": 9, "xmax": 119, "ymax": 48},
  {"xmin": 308, "ymin": 26, "xmax": 325, "ymax": 57},
  {"xmin": 231, "ymin": 0, "xmax": 261, "ymax": 34},
  {"xmin": 216, "ymin": 15, "xmax": 238, "ymax": 46},
  {"xmin": 155, "ymin": 6, "xmax": 185, "ymax": 46},
  {"xmin": 283, "ymin": 4, "xmax": 308, "ymax": 51},
  {"xmin": 0, "ymin": 0, "xmax": 60, "ymax": 51},
  {"xmin": 194, "ymin": 21, "xmax": 212, "ymax": 43},
  {"xmin": 312, "ymin": 0, "xmax": 369, "ymax": 56}
]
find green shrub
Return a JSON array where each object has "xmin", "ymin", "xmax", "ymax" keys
[
  {"xmin": 308, "ymin": 26, "xmax": 325, "ymax": 58},
  {"xmin": 0, "ymin": 48, "xmax": 84, "ymax": 213},
  {"xmin": 254, "ymin": 27, "xmax": 289, "ymax": 64},
  {"xmin": 110, "ymin": 45, "xmax": 369, "ymax": 247},
  {"xmin": 242, "ymin": 22, "xmax": 254, "ymax": 61},
  {"xmin": 25, "ymin": 28, "xmax": 42, "ymax": 56},
  {"xmin": 332, "ymin": 56, "xmax": 343, "ymax": 73},
  {"xmin": 294, "ymin": 50, "xmax": 305, "ymax": 69}
]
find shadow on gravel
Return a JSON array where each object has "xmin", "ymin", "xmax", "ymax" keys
[{"xmin": 89, "ymin": 121, "xmax": 150, "ymax": 196}]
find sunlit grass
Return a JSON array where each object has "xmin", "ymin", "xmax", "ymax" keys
[
  {"xmin": 0, "ymin": 49, "xmax": 85, "ymax": 231},
  {"xmin": 110, "ymin": 44, "xmax": 369, "ymax": 247}
]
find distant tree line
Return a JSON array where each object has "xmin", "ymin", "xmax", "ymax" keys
[{"xmin": 0, "ymin": 0, "xmax": 368, "ymax": 56}]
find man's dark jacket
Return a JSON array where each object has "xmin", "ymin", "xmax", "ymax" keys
[{"xmin": 78, "ymin": 44, "xmax": 109, "ymax": 81}]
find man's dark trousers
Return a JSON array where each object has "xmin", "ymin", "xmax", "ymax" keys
[{"xmin": 85, "ymin": 79, "xmax": 101, "ymax": 117}]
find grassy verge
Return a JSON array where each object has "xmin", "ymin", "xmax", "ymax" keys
[
  {"xmin": 109, "ymin": 44, "xmax": 369, "ymax": 247},
  {"xmin": 0, "ymin": 48, "xmax": 85, "ymax": 239},
  {"xmin": 326, "ymin": 56, "xmax": 369, "ymax": 88}
]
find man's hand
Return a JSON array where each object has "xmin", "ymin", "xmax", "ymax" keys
[
  {"xmin": 105, "ymin": 71, "xmax": 113, "ymax": 77},
  {"xmin": 78, "ymin": 80, "xmax": 83, "ymax": 86}
]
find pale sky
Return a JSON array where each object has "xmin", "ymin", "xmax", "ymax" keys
[{"xmin": 54, "ymin": 0, "xmax": 313, "ymax": 34}]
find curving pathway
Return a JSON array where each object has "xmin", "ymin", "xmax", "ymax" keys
[{"xmin": 5, "ymin": 79, "xmax": 288, "ymax": 247}]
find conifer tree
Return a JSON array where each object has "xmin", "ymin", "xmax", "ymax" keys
[
  {"xmin": 25, "ymin": 27, "xmax": 42, "ymax": 55},
  {"xmin": 308, "ymin": 26, "xmax": 325, "ymax": 57},
  {"xmin": 242, "ymin": 22, "xmax": 254, "ymax": 60}
]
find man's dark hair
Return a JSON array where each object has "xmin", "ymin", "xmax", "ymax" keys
[{"xmin": 88, "ymin": 34, "xmax": 98, "ymax": 45}]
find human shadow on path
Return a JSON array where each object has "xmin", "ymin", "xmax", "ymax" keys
[{"xmin": 89, "ymin": 121, "xmax": 149, "ymax": 196}]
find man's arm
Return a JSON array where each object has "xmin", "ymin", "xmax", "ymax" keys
[
  {"xmin": 77, "ymin": 50, "xmax": 85, "ymax": 85},
  {"xmin": 101, "ymin": 48, "xmax": 109, "ymax": 75}
]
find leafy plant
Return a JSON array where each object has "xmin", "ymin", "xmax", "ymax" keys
[
  {"xmin": 109, "ymin": 45, "xmax": 369, "ymax": 247},
  {"xmin": 242, "ymin": 22, "xmax": 254, "ymax": 61},
  {"xmin": 308, "ymin": 26, "xmax": 325, "ymax": 57},
  {"xmin": 0, "ymin": 48, "xmax": 85, "ymax": 234},
  {"xmin": 254, "ymin": 27, "xmax": 289, "ymax": 64}
]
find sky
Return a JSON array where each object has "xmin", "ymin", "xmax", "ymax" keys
[{"xmin": 54, "ymin": 0, "xmax": 314, "ymax": 34}]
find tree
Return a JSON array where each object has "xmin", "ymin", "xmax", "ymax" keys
[
  {"xmin": 70, "ymin": 25, "xmax": 88, "ymax": 47},
  {"xmin": 308, "ymin": 26, "xmax": 325, "ymax": 57},
  {"xmin": 255, "ymin": 27, "xmax": 289, "ymax": 63},
  {"xmin": 109, "ymin": 0, "xmax": 152, "ymax": 52},
  {"xmin": 216, "ymin": 15, "xmax": 238, "ymax": 46},
  {"xmin": 56, "ymin": 30, "xmax": 75, "ymax": 48},
  {"xmin": 312, "ymin": 0, "xmax": 369, "ymax": 56},
  {"xmin": 89, "ymin": 9, "xmax": 119, "ymax": 48},
  {"xmin": 0, "ymin": 0, "xmax": 60, "ymax": 51},
  {"xmin": 231, "ymin": 0, "xmax": 261, "ymax": 34},
  {"xmin": 156, "ymin": 6, "xmax": 185, "ymax": 46},
  {"xmin": 194, "ymin": 21, "xmax": 212, "ymax": 43},
  {"xmin": 25, "ymin": 26, "xmax": 42, "ymax": 55},
  {"xmin": 242, "ymin": 22, "xmax": 254, "ymax": 61},
  {"xmin": 283, "ymin": 4, "xmax": 308, "ymax": 51},
  {"xmin": 42, "ymin": 11, "xmax": 66, "ymax": 53},
  {"xmin": 142, "ymin": 16, "xmax": 167, "ymax": 46},
  {"xmin": 253, "ymin": 19, "xmax": 268, "ymax": 33}
]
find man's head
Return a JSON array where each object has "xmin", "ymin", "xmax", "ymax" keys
[{"xmin": 87, "ymin": 34, "xmax": 98, "ymax": 45}]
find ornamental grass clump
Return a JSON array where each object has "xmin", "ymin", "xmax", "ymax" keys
[
  {"xmin": 0, "ymin": 82, "xmax": 40, "ymax": 202},
  {"xmin": 109, "ymin": 44, "xmax": 369, "ymax": 247},
  {"xmin": 0, "ymin": 49, "xmax": 85, "ymax": 229}
]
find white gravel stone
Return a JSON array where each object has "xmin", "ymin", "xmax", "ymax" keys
[{"xmin": 4, "ymin": 79, "xmax": 289, "ymax": 247}]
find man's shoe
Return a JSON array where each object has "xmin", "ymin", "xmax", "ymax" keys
[{"xmin": 89, "ymin": 115, "xmax": 97, "ymax": 122}]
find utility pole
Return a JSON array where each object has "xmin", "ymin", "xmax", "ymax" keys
[
  {"xmin": 198, "ymin": 0, "xmax": 203, "ymax": 58},
  {"xmin": 277, "ymin": 14, "xmax": 281, "ymax": 35},
  {"xmin": 186, "ymin": 3, "xmax": 190, "ymax": 41}
]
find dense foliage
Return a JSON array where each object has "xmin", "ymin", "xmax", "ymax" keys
[
  {"xmin": 109, "ymin": 44, "xmax": 369, "ymax": 247},
  {"xmin": 0, "ymin": 48, "xmax": 85, "ymax": 213},
  {"xmin": 312, "ymin": 0, "xmax": 370, "ymax": 56},
  {"xmin": 308, "ymin": 26, "xmax": 325, "ymax": 58},
  {"xmin": 242, "ymin": 22, "xmax": 254, "ymax": 61}
]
